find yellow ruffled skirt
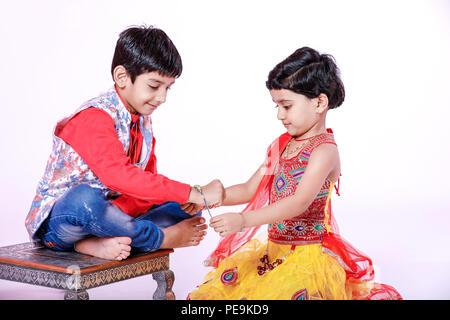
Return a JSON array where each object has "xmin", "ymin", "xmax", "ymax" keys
[{"xmin": 189, "ymin": 233, "xmax": 366, "ymax": 300}]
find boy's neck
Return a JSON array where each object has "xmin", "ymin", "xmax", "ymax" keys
[{"xmin": 114, "ymin": 85, "xmax": 138, "ymax": 116}]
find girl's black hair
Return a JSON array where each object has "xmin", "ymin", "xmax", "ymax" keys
[
  {"xmin": 111, "ymin": 25, "xmax": 182, "ymax": 82},
  {"xmin": 266, "ymin": 47, "xmax": 345, "ymax": 109}
]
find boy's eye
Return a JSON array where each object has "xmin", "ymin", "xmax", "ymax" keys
[{"xmin": 148, "ymin": 84, "xmax": 158, "ymax": 89}]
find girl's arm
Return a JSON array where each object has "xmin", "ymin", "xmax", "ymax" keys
[
  {"xmin": 222, "ymin": 162, "xmax": 267, "ymax": 206},
  {"xmin": 210, "ymin": 143, "xmax": 339, "ymax": 237},
  {"xmin": 180, "ymin": 162, "xmax": 266, "ymax": 215}
]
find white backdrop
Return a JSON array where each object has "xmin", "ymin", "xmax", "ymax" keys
[{"xmin": 1, "ymin": 0, "xmax": 449, "ymax": 299}]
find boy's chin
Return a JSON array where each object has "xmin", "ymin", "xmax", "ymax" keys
[{"xmin": 139, "ymin": 108, "xmax": 155, "ymax": 116}]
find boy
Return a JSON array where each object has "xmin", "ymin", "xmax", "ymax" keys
[{"xmin": 25, "ymin": 26, "xmax": 223, "ymax": 261}]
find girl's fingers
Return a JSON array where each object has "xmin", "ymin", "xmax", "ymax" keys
[
  {"xmin": 210, "ymin": 216, "xmax": 218, "ymax": 224},
  {"xmin": 210, "ymin": 216, "xmax": 223, "ymax": 225},
  {"xmin": 209, "ymin": 220, "xmax": 223, "ymax": 229},
  {"xmin": 212, "ymin": 225, "xmax": 227, "ymax": 233},
  {"xmin": 219, "ymin": 231, "xmax": 230, "ymax": 237}
]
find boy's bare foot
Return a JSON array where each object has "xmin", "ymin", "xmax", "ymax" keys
[
  {"xmin": 74, "ymin": 236, "xmax": 132, "ymax": 261},
  {"xmin": 160, "ymin": 216, "xmax": 207, "ymax": 249}
]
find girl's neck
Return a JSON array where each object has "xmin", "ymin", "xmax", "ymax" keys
[{"xmin": 292, "ymin": 122, "xmax": 327, "ymax": 140}]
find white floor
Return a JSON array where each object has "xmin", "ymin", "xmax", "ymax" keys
[{"xmin": 1, "ymin": 236, "xmax": 449, "ymax": 300}]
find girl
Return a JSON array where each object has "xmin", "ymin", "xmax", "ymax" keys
[{"xmin": 188, "ymin": 47, "xmax": 402, "ymax": 300}]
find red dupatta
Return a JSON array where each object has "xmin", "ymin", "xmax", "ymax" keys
[
  {"xmin": 204, "ymin": 130, "xmax": 375, "ymax": 282},
  {"xmin": 203, "ymin": 132, "xmax": 291, "ymax": 268}
]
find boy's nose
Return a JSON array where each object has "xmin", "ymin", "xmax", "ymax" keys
[{"xmin": 156, "ymin": 92, "xmax": 167, "ymax": 104}]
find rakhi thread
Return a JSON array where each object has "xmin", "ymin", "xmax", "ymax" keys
[{"xmin": 193, "ymin": 185, "xmax": 212, "ymax": 218}]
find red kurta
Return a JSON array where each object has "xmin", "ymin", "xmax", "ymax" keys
[{"xmin": 57, "ymin": 107, "xmax": 191, "ymax": 218}]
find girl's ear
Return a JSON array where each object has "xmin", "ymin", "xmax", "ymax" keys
[
  {"xmin": 113, "ymin": 65, "xmax": 130, "ymax": 89},
  {"xmin": 316, "ymin": 93, "xmax": 329, "ymax": 113}
]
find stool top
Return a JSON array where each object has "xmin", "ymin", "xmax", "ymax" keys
[{"xmin": 0, "ymin": 242, "xmax": 173, "ymax": 274}]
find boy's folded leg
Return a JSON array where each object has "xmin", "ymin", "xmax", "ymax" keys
[
  {"xmin": 138, "ymin": 201, "xmax": 202, "ymax": 229},
  {"xmin": 37, "ymin": 185, "xmax": 207, "ymax": 257},
  {"xmin": 74, "ymin": 236, "xmax": 132, "ymax": 261},
  {"xmin": 36, "ymin": 218, "xmax": 81, "ymax": 252},
  {"xmin": 131, "ymin": 201, "xmax": 206, "ymax": 252},
  {"xmin": 37, "ymin": 184, "xmax": 168, "ymax": 254},
  {"xmin": 159, "ymin": 216, "xmax": 208, "ymax": 250}
]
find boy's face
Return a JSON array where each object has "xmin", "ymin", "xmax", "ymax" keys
[{"xmin": 118, "ymin": 70, "xmax": 176, "ymax": 115}]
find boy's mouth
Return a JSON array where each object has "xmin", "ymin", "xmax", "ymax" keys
[{"xmin": 148, "ymin": 103, "xmax": 158, "ymax": 110}]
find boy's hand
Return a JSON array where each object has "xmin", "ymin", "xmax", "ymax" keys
[
  {"xmin": 202, "ymin": 179, "xmax": 225, "ymax": 206},
  {"xmin": 188, "ymin": 179, "xmax": 225, "ymax": 207},
  {"xmin": 210, "ymin": 212, "xmax": 245, "ymax": 237},
  {"xmin": 180, "ymin": 203, "xmax": 204, "ymax": 216}
]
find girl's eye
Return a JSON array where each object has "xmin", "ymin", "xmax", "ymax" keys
[
  {"xmin": 274, "ymin": 105, "xmax": 290, "ymax": 109},
  {"xmin": 148, "ymin": 85, "xmax": 158, "ymax": 90}
]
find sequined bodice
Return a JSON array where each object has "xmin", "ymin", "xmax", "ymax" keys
[{"xmin": 268, "ymin": 133, "xmax": 336, "ymax": 245}]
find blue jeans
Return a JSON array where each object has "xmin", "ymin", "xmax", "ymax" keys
[{"xmin": 36, "ymin": 184, "xmax": 201, "ymax": 253}]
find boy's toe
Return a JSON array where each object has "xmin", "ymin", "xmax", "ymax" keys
[{"xmin": 118, "ymin": 237, "xmax": 132, "ymax": 245}]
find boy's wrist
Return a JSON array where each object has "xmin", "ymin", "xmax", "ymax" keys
[{"xmin": 188, "ymin": 186, "xmax": 202, "ymax": 204}]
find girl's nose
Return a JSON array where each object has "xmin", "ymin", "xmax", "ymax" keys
[{"xmin": 277, "ymin": 107, "xmax": 285, "ymax": 120}]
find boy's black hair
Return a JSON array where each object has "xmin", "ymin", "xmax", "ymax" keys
[
  {"xmin": 266, "ymin": 47, "xmax": 345, "ymax": 109},
  {"xmin": 111, "ymin": 25, "xmax": 182, "ymax": 82}
]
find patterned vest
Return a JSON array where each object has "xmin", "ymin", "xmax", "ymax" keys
[
  {"xmin": 268, "ymin": 133, "xmax": 336, "ymax": 245},
  {"xmin": 25, "ymin": 87, "xmax": 154, "ymax": 241}
]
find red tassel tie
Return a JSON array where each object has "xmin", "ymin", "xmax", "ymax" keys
[{"xmin": 334, "ymin": 176, "xmax": 341, "ymax": 196}]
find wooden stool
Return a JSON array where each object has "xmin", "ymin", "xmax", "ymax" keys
[{"xmin": 0, "ymin": 242, "xmax": 175, "ymax": 300}]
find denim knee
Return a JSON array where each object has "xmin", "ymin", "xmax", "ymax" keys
[
  {"xmin": 64, "ymin": 184, "xmax": 105, "ymax": 206},
  {"xmin": 52, "ymin": 184, "xmax": 108, "ymax": 222}
]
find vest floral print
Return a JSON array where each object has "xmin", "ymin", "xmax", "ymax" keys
[{"xmin": 25, "ymin": 87, "xmax": 154, "ymax": 241}]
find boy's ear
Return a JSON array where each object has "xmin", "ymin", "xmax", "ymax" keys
[
  {"xmin": 113, "ymin": 65, "xmax": 130, "ymax": 88},
  {"xmin": 316, "ymin": 93, "xmax": 329, "ymax": 113}
]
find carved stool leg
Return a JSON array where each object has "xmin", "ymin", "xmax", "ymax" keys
[
  {"xmin": 64, "ymin": 290, "xmax": 89, "ymax": 300},
  {"xmin": 152, "ymin": 270, "xmax": 175, "ymax": 300}
]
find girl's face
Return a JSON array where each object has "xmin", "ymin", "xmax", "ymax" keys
[
  {"xmin": 121, "ymin": 71, "xmax": 175, "ymax": 115},
  {"xmin": 270, "ymin": 89, "xmax": 321, "ymax": 138}
]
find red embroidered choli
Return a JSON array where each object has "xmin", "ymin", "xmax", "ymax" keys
[{"xmin": 268, "ymin": 133, "xmax": 336, "ymax": 245}]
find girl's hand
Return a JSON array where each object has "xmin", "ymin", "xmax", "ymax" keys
[{"xmin": 210, "ymin": 212, "xmax": 245, "ymax": 237}]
